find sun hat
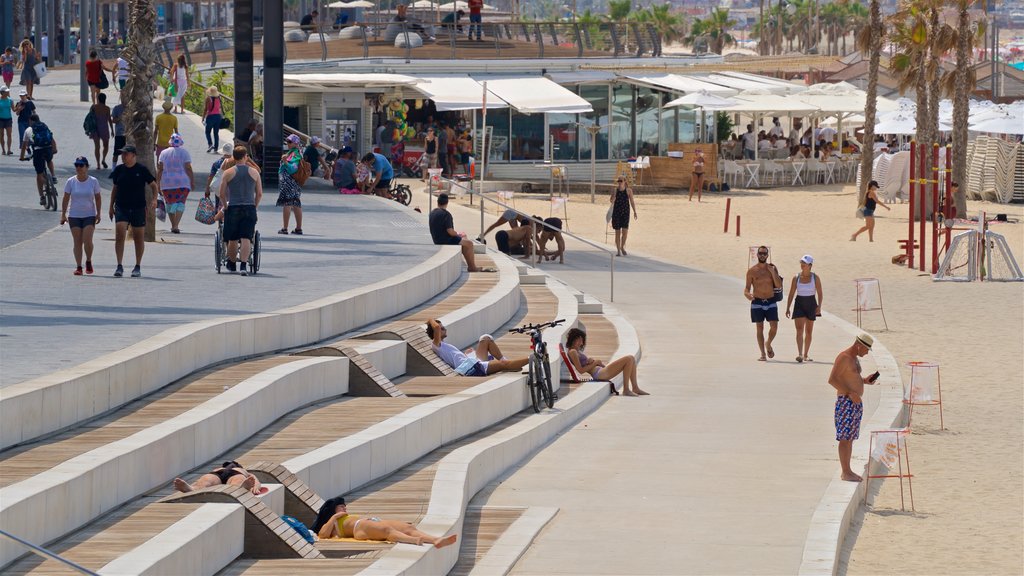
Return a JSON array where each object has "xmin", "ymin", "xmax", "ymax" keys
[
  {"xmin": 221, "ymin": 143, "xmax": 234, "ymax": 155},
  {"xmin": 801, "ymin": 254, "xmax": 813, "ymax": 265},
  {"xmin": 169, "ymin": 133, "xmax": 184, "ymax": 147},
  {"xmin": 19, "ymin": 90, "xmax": 27, "ymax": 96},
  {"xmin": 73, "ymin": 156, "xmax": 89, "ymax": 167},
  {"xmin": 162, "ymin": 101, "xmax": 173, "ymax": 111},
  {"xmin": 286, "ymin": 134, "xmax": 301, "ymax": 145},
  {"xmin": 856, "ymin": 333, "xmax": 874, "ymax": 350},
  {"xmin": 207, "ymin": 86, "xmax": 219, "ymax": 97}
]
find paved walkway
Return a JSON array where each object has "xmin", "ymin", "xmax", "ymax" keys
[
  {"xmin": 0, "ymin": 70, "xmax": 437, "ymax": 386},
  {"xmin": 458, "ymin": 221, "xmax": 885, "ymax": 574}
]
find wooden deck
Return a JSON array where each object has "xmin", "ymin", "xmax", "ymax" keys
[
  {"xmin": 3, "ymin": 499, "xmax": 200, "ymax": 575},
  {"xmin": 449, "ymin": 506, "xmax": 527, "ymax": 576},
  {"xmin": 0, "ymin": 356, "xmax": 302, "ymax": 488}
]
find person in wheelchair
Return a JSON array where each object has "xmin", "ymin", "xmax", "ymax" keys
[{"xmin": 217, "ymin": 146, "xmax": 262, "ymax": 275}]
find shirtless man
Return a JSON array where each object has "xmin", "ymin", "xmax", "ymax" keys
[
  {"xmin": 744, "ymin": 246, "xmax": 783, "ymax": 361},
  {"xmin": 495, "ymin": 220, "xmax": 538, "ymax": 258},
  {"xmin": 173, "ymin": 460, "xmax": 262, "ymax": 494},
  {"xmin": 537, "ymin": 217, "xmax": 565, "ymax": 263},
  {"xmin": 313, "ymin": 496, "xmax": 457, "ymax": 548},
  {"xmin": 827, "ymin": 333, "xmax": 879, "ymax": 482}
]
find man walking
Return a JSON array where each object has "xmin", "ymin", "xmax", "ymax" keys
[
  {"xmin": 744, "ymin": 245, "xmax": 782, "ymax": 361},
  {"xmin": 108, "ymin": 145, "xmax": 158, "ymax": 277},
  {"xmin": 429, "ymin": 193, "xmax": 480, "ymax": 272},
  {"xmin": 827, "ymin": 333, "xmax": 878, "ymax": 482},
  {"xmin": 467, "ymin": 0, "xmax": 483, "ymax": 40}
]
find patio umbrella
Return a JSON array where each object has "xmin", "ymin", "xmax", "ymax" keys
[
  {"xmin": 970, "ymin": 111, "xmax": 1024, "ymax": 135},
  {"xmin": 721, "ymin": 90, "xmax": 819, "ymax": 159},
  {"xmin": 663, "ymin": 90, "xmax": 738, "ymax": 144},
  {"xmin": 326, "ymin": 0, "xmax": 373, "ymax": 6},
  {"xmin": 874, "ymin": 114, "xmax": 919, "ymax": 135}
]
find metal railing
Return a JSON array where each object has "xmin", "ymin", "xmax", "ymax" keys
[
  {"xmin": 428, "ymin": 178, "xmax": 617, "ymax": 302},
  {"xmin": 0, "ymin": 529, "xmax": 100, "ymax": 576}
]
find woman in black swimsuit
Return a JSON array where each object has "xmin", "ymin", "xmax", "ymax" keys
[
  {"xmin": 172, "ymin": 460, "xmax": 262, "ymax": 494},
  {"xmin": 851, "ymin": 180, "xmax": 891, "ymax": 242},
  {"xmin": 610, "ymin": 176, "xmax": 638, "ymax": 256}
]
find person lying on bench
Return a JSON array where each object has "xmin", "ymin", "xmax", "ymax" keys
[
  {"xmin": 564, "ymin": 327, "xmax": 648, "ymax": 396},
  {"xmin": 173, "ymin": 460, "xmax": 262, "ymax": 494},
  {"xmin": 312, "ymin": 496, "xmax": 458, "ymax": 548},
  {"xmin": 427, "ymin": 318, "xmax": 529, "ymax": 376}
]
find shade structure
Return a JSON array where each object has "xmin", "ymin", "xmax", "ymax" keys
[
  {"xmin": 326, "ymin": 0, "xmax": 373, "ymax": 7},
  {"xmin": 795, "ymin": 85, "xmax": 897, "ymax": 115},
  {"xmin": 438, "ymin": 0, "xmax": 496, "ymax": 10},
  {"xmin": 477, "ymin": 77, "xmax": 592, "ymax": 114},
  {"xmin": 663, "ymin": 90, "xmax": 737, "ymax": 109},
  {"xmin": 410, "ymin": 0, "xmax": 437, "ymax": 6},
  {"xmin": 624, "ymin": 74, "xmax": 738, "ymax": 97},
  {"xmin": 414, "ymin": 75, "xmax": 507, "ymax": 111},
  {"xmin": 970, "ymin": 112, "xmax": 1024, "ymax": 135},
  {"xmin": 874, "ymin": 114, "xmax": 919, "ymax": 135},
  {"xmin": 722, "ymin": 90, "xmax": 820, "ymax": 115},
  {"xmin": 702, "ymin": 73, "xmax": 791, "ymax": 95},
  {"xmin": 720, "ymin": 71, "xmax": 806, "ymax": 95},
  {"xmin": 283, "ymin": 73, "xmax": 420, "ymax": 89}
]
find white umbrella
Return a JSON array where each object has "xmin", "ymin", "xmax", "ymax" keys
[
  {"xmin": 875, "ymin": 114, "xmax": 919, "ymax": 135},
  {"xmin": 410, "ymin": 0, "xmax": 438, "ymax": 6},
  {"xmin": 327, "ymin": 0, "xmax": 373, "ymax": 7},
  {"xmin": 722, "ymin": 90, "xmax": 820, "ymax": 159},
  {"xmin": 970, "ymin": 112, "xmax": 1024, "ymax": 135}
]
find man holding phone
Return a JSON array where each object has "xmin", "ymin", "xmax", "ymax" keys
[{"xmin": 827, "ymin": 333, "xmax": 879, "ymax": 482}]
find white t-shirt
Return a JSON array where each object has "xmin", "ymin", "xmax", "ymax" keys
[
  {"xmin": 64, "ymin": 175, "xmax": 101, "ymax": 218},
  {"xmin": 116, "ymin": 57, "xmax": 129, "ymax": 80},
  {"xmin": 758, "ymin": 139, "xmax": 771, "ymax": 151},
  {"xmin": 774, "ymin": 139, "xmax": 789, "ymax": 149},
  {"xmin": 741, "ymin": 131, "xmax": 757, "ymax": 151},
  {"xmin": 819, "ymin": 127, "xmax": 837, "ymax": 142},
  {"xmin": 769, "ymin": 123, "xmax": 784, "ymax": 137},
  {"xmin": 433, "ymin": 341, "xmax": 476, "ymax": 374}
]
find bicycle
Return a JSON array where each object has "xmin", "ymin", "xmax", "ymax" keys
[
  {"xmin": 508, "ymin": 319, "xmax": 565, "ymax": 413},
  {"xmin": 390, "ymin": 181, "xmax": 412, "ymax": 206},
  {"xmin": 41, "ymin": 161, "xmax": 58, "ymax": 212}
]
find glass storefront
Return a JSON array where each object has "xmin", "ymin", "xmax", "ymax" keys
[
  {"xmin": 510, "ymin": 111, "xmax": 545, "ymax": 161},
  {"xmin": 548, "ymin": 113, "xmax": 577, "ymax": 162},
  {"xmin": 578, "ymin": 85, "xmax": 609, "ymax": 161}
]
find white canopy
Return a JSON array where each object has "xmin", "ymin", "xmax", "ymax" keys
[
  {"xmin": 545, "ymin": 71, "xmax": 619, "ymax": 85},
  {"xmin": 409, "ymin": 0, "xmax": 437, "ymax": 6},
  {"xmin": 874, "ymin": 114, "xmax": 919, "ymax": 135},
  {"xmin": 722, "ymin": 90, "xmax": 820, "ymax": 115},
  {"xmin": 624, "ymin": 74, "xmax": 738, "ymax": 97},
  {"xmin": 720, "ymin": 71, "xmax": 806, "ymax": 95},
  {"xmin": 283, "ymin": 73, "xmax": 420, "ymax": 89},
  {"xmin": 970, "ymin": 111, "xmax": 1024, "ymax": 135},
  {"xmin": 477, "ymin": 76, "xmax": 592, "ymax": 114},
  {"xmin": 702, "ymin": 73, "xmax": 791, "ymax": 95},
  {"xmin": 414, "ymin": 76, "xmax": 506, "ymax": 111},
  {"xmin": 796, "ymin": 85, "xmax": 897, "ymax": 115},
  {"xmin": 663, "ymin": 90, "xmax": 738, "ymax": 109},
  {"xmin": 326, "ymin": 0, "xmax": 373, "ymax": 7}
]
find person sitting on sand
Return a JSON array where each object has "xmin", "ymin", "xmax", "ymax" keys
[
  {"xmin": 312, "ymin": 496, "xmax": 458, "ymax": 547},
  {"xmin": 173, "ymin": 460, "xmax": 262, "ymax": 495},
  {"xmin": 426, "ymin": 318, "xmax": 529, "ymax": 376},
  {"xmin": 563, "ymin": 327, "xmax": 647, "ymax": 396}
]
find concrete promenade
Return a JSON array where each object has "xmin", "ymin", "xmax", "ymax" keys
[
  {"xmin": 452, "ymin": 216, "xmax": 887, "ymax": 574},
  {"xmin": 0, "ymin": 70, "xmax": 438, "ymax": 386}
]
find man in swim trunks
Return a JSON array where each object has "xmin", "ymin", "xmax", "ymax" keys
[
  {"xmin": 744, "ymin": 245, "xmax": 783, "ymax": 361},
  {"xmin": 827, "ymin": 333, "xmax": 878, "ymax": 482},
  {"xmin": 426, "ymin": 318, "xmax": 529, "ymax": 376},
  {"xmin": 537, "ymin": 217, "xmax": 565, "ymax": 263},
  {"xmin": 494, "ymin": 219, "xmax": 538, "ymax": 257},
  {"xmin": 172, "ymin": 460, "xmax": 262, "ymax": 494},
  {"xmin": 312, "ymin": 496, "xmax": 458, "ymax": 548},
  {"xmin": 479, "ymin": 208, "xmax": 528, "ymax": 242}
]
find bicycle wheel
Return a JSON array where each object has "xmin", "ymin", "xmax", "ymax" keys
[
  {"xmin": 214, "ymin": 229, "xmax": 223, "ymax": 273},
  {"xmin": 250, "ymin": 231, "xmax": 261, "ymax": 274},
  {"xmin": 541, "ymin": 358, "xmax": 555, "ymax": 408},
  {"xmin": 46, "ymin": 184, "xmax": 57, "ymax": 211},
  {"xmin": 528, "ymin": 357, "xmax": 541, "ymax": 413}
]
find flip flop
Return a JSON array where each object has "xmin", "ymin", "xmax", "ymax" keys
[
  {"xmin": 796, "ymin": 356, "xmax": 803, "ymax": 363},
  {"xmin": 472, "ymin": 267, "xmax": 497, "ymax": 273},
  {"xmin": 766, "ymin": 345, "xmax": 775, "ymax": 359}
]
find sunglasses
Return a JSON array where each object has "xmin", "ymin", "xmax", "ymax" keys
[{"xmin": 757, "ymin": 252, "xmax": 769, "ymax": 256}]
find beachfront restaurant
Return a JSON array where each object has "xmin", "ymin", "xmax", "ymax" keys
[{"xmin": 281, "ymin": 67, "xmax": 804, "ymax": 183}]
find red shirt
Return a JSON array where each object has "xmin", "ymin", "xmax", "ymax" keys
[
  {"xmin": 85, "ymin": 59, "xmax": 103, "ymax": 84},
  {"xmin": 468, "ymin": 0, "xmax": 483, "ymax": 15}
]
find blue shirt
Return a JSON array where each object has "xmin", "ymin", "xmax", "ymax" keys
[
  {"xmin": 0, "ymin": 97, "xmax": 13, "ymax": 120},
  {"xmin": 371, "ymin": 152, "xmax": 394, "ymax": 180}
]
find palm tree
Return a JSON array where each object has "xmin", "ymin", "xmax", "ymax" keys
[
  {"xmin": 856, "ymin": 0, "xmax": 883, "ymax": 206},
  {"xmin": 641, "ymin": 4, "xmax": 684, "ymax": 45},
  {"xmin": 687, "ymin": 7, "xmax": 736, "ymax": 55},
  {"xmin": 607, "ymin": 0, "xmax": 632, "ymax": 22},
  {"xmin": 123, "ymin": 0, "xmax": 159, "ymax": 241},
  {"xmin": 844, "ymin": 2, "xmax": 868, "ymax": 55},
  {"xmin": 942, "ymin": 0, "xmax": 984, "ymax": 217}
]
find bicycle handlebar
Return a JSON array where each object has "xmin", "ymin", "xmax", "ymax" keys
[{"xmin": 507, "ymin": 319, "xmax": 566, "ymax": 334}]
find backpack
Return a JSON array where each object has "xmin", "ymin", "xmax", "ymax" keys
[
  {"xmin": 32, "ymin": 122, "xmax": 53, "ymax": 148},
  {"xmin": 83, "ymin": 110, "xmax": 97, "ymax": 137},
  {"xmin": 281, "ymin": 515, "xmax": 315, "ymax": 544},
  {"xmin": 294, "ymin": 160, "xmax": 312, "ymax": 186}
]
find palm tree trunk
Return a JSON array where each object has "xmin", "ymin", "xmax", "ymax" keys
[
  {"xmin": 859, "ymin": 0, "xmax": 881, "ymax": 206},
  {"xmin": 951, "ymin": 3, "xmax": 970, "ymax": 217},
  {"xmin": 758, "ymin": 0, "xmax": 766, "ymax": 55},
  {"xmin": 124, "ymin": 0, "xmax": 159, "ymax": 242}
]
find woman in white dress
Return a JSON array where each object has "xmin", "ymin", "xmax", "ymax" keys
[{"xmin": 169, "ymin": 54, "xmax": 189, "ymax": 114}]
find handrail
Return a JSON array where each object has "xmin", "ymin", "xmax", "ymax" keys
[
  {"xmin": 429, "ymin": 179, "xmax": 617, "ymax": 302},
  {"xmin": 0, "ymin": 529, "xmax": 100, "ymax": 576}
]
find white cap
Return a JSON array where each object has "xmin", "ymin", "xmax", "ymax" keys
[{"xmin": 800, "ymin": 254, "xmax": 813, "ymax": 264}]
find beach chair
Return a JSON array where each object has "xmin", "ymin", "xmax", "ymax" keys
[{"xmin": 558, "ymin": 344, "xmax": 618, "ymax": 395}]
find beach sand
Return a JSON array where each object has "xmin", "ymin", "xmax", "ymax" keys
[{"xmin": 440, "ymin": 181, "xmax": 1024, "ymax": 575}]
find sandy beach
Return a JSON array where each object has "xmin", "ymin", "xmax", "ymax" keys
[{"xmin": 437, "ymin": 180, "xmax": 1024, "ymax": 575}]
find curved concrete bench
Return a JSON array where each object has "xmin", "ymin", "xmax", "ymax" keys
[
  {"xmin": 360, "ymin": 303, "xmax": 641, "ymax": 575},
  {"xmin": 0, "ymin": 356, "xmax": 347, "ymax": 570},
  {"xmin": 0, "ymin": 248, "xmax": 461, "ymax": 451}
]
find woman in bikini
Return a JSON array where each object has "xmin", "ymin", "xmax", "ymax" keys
[
  {"xmin": 689, "ymin": 149, "xmax": 705, "ymax": 202},
  {"xmin": 564, "ymin": 327, "xmax": 647, "ymax": 396},
  {"xmin": 172, "ymin": 460, "xmax": 262, "ymax": 494},
  {"xmin": 312, "ymin": 496, "xmax": 458, "ymax": 548}
]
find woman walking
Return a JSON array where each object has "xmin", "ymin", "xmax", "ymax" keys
[
  {"xmin": 202, "ymin": 86, "xmax": 223, "ymax": 152},
  {"xmin": 169, "ymin": 54, "xmax": 189, "ymax": 114},
  {"xmin": 609, "ymin": 176, "xmax": 637, "ymax": 256},
  {"xmin": 18, "ymin": 40, "xmax": 40, "ymax": 99},
  {"xmin": 157, "ymin": 133, "xmax": 194, "ymax": 234},
  {"xmin": 276, "ymin": 134, "xmax": 304, "ymax": 235},
  {"xmin": 60, "ymin": 156, "xmax": 102, "ymax": 275},
  {"xmin": 689, "ymin": 149, "xmax": 705, "ymax": 202},
  {"xmin": 84, "ymin": 50, "xmax": 110, "ymax": 104},
  {"xmin": 1, "ymin": 47, "xmax": 16, "ymax": 89},
  {"xmin": 785, "ymin": 254, "xmax": 823, "ymax": 363},
  {"xmin": 851, "ymin": 180, "xmax": 890, "ymax": 242},
  {"xmin": 0, "ymin": 86, "xmax": 13, "ymax": 155},
  {"xmin": 89, "ymin": 92, "xmax": 113, "ymax": 168}
]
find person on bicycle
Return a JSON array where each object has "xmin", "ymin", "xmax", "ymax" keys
[
  {"xmin": 217, "ymin": 146, "xmax": 263, "ymax": 276},
  {"xmin": 361, "ymin": 151, "xmax": 394, "ymax": 200},
  {"xmin": 426, "ymin": 319, "xmax": 528, "ymax": 377},
  {"xmin": 564, "ymin": 327, "xmax": 647, "ymax": 396},
  {"xmin": 20, "ymin": 114, "xmax": 57, "ymax": 206}
]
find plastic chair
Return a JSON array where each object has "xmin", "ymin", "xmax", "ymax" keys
[{"xmin": 631, "ymin": 156, "xmax": 650, "ymax": 184}]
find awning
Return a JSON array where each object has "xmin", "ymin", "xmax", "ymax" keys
[
  {"xmin": 283, "ymin": 73, "xmax": 421, "ymax": 89},
  {"xmin": 414, "ymin": 76, "xmax": 507, "ymax": 111},
  {"xmin": 720, "ymin": 71, "xmax": 807, "ymax": 95},
  {"xmin": 545, "ymin": 71, "xmax": 619, "ymax": 85},
  {"xmin": 476, "ymin": 76, "xmax": 593, "ymax": 114},
  {"xmin": 702, "ymin": 73, "xmax": 791, "ymax": 95},
  {"xmin": 623, "ymin": 74, "xmax": 738, "ymax": 97}
]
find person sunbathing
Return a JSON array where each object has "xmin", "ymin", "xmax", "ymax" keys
[
  {"xmin": 312, "ymin": 496, "xmax": 458, "ymax": 548},
  {"xmin": 564, "ymin": 327, "xmax": 648, "ymax": 396},
  {"xmin": 426, "ymin": 318, "xmax": 529, "ymax": 376},
  {"xmin": 172, "ymin": 460, "xmax": 263, "ymax": 495}
]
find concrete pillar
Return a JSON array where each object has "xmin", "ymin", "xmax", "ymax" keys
[
  {"xmin": 263, "ymin": 0, "xmax": 283, "ymax": 185},
  {"xmin": 235, "ymin": 0, "xmax": 254, "ymax": 142}
]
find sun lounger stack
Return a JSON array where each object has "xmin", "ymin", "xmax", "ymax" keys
[
  {"xmin": 1014, "ymin": 143, "xmax": 1024, "ymax": 203},
  {"xmin": 965, "ymin": 139, "xmax": 985, "ymax": 200}
]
